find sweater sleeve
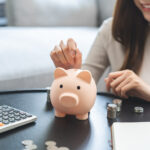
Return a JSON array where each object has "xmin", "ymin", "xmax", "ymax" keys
[{"xmin": 81, "ymin": 19, "xmax": 111, "ymax": 84}]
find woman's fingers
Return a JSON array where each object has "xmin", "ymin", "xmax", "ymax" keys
[
  {"xmin": 50, "ymin": 50, "xmax": 63, "ymax": 68},
  {"xmin": 50, "ymin": 38, "xmax": 82, "ymax": 69},
  {"xmin": 59, "ymin": 40, "xmax": 66, "ymax": 50},
  {"xmin": 110, "ymin": 71, "xmax": 133, "ymax": 96},
  {"xmin": 54, "ymin": 46, "xmax": 68, "ymax": 65},
  {"xmin": 110, "ymin": 74, "xmax": 126, "ymax": 88},
  {"xmin": 120, "ymin": 81, "xmax": 134, "ymax": 98},
  {"xmin": 105, "ymin": 71, "xmax": 124, "ymax": 92},
  {"xmin": 67, "ymin": 38, "xmax": 77, "ymax": 57},
  {"xmin": 61, "ymin": 40, "xmax": 75, "ymax": 66},
  {"xmin": 74, "ymin": 48, "xmax": 82, "ymax": 69},
  {"xmin": 105, "ymin": 77, "xmax": 111, "ymax": 92},
  {"xmin": 110, "ymin": 74, "xmax": 126, "ymax": 95},
  {"xmin": 115, "ymin": 77, "xmax": 131, "ymax": 97},
  {"xmin": 109, "ymin": 71, "xmax": 124, "ymax": 78},
  {"xmin": 59, "ymin": 40, "xmax": 68, "ymax": 61}
]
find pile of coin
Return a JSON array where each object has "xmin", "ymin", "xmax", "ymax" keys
[
  {"xmin": 45, "ymin": 140, "xmax": 70, "ymax": 150},
  {"xmin": 22, "ymin": 140, "xmax": 37, "ymax": 150},
  {"xmin": 112, "ymin": 99, "xmax": 122, "ymax": 112},
  {"xmin": 45, "ymin": 141, "xmax": 57, "ymax": 150},
  {"xmin": 107, "ymin": 99, "xmax": 123, "ymax": 119},
  {"xmin": 107, "ymin": 103, "xmax": 117, "ymax": 119},
  {"xmin": 134, "ymin": 106, "xmax": 144, "ymax": 113},
  {"xmin": 107, "ymin": 98, "xmax": 144, "ymax": 119},
  {"xmin": 46, "ymin": 86, "xmax": 51, "ymax": 103},
  {"xmin": 21, "ymin": 140, "xmax": 70, "ymax": 150}
]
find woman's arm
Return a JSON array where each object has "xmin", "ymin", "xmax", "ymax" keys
[{"xmin": 82, "ymin": 19, "xmax": 111, "ymax": 84}]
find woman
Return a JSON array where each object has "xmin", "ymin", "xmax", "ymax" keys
[{"xmin": 50, "ymin": 0, "xmax": 150, "ymax": 101}]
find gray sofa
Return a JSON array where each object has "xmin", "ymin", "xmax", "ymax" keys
[{"xmin": 0, "ymin": 0, "xmax": 116, "ymax": 92}]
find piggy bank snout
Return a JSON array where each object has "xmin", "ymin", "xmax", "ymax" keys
[{"xmin": 59, "ymin": 93, "xmax": 79, "ymax": 108}]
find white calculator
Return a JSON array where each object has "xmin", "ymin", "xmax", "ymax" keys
[{"xmin": 0, "ymin": 105, "xmax": 37, "ymax": 133}]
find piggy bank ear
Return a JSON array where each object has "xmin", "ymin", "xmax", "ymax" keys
[
  {"xmin": 77, "ymin": 70, "xmax": 92, "ymax": 84},
  {"xmin": 54, "ymin": 67, "xmax": 67, "ymax": 79}
]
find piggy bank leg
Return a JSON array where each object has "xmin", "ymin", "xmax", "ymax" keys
[
  {"xmin": 55, "ymin": 109, "xmax": 66, "ymax": 118},
  {"xmin": 76, "ymin": 113, "xmax": 88, "ymax": 120}
]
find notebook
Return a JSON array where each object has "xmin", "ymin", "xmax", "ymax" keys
[{"xmin": 111, "ymin": 122, "xmax": 150, "ymax": 150}]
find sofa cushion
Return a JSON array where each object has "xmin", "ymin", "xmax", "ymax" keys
[
  {"xmin": 6, "ymin": 0, "xmax": 97, "ymax": 26},
  {"xmin": 0, "ymin": 27, "xmax": 98, "ymax": 91}
]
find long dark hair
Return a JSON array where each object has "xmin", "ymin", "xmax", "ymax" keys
[{"xmin": 112, "ymin": 0, "xmax": 149, "ymax": 74}]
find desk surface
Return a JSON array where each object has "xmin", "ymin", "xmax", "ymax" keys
[{"xmin": 0, "ymin": 90, "xmax": 150, "ymax": 150}]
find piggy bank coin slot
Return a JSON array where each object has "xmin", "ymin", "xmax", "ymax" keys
[
  {"xmin": 60, "ymin": 84, "xmax": 63, "ymax": 88},
  {"xmin": 77, "ymin": 86, "xmax": 81, "ymax": 90}
]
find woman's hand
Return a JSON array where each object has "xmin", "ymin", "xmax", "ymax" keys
[
  {"xmin": 50, "ymin": 38, "xmax": 82, "ymax": 69},
  {"xmin": 105, "ymin": 70, "xmax": 150, "ymax": 101}
]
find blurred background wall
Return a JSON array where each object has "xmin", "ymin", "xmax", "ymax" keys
[
  {"xmin": 0, "ymin": 0, "xmax": 116, "ymax": 27},
  {"xmin": 0, "ymin": 0, "xmax": 7, "ymax": 26}
]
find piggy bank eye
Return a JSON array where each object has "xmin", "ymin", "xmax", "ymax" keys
[
  {"xmin": 60, "ymin": 84, "xmax": 63, "ymax": 88},
  {"xmin": 77, "ymin": 86, "xmax": 80, "ymax": 90}
]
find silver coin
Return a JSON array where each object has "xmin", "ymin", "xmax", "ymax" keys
[
  {"xmin": 57, "ymin": 147, "xmax": 70, "ymax": 150},
  {"xmin": 107, "ymin": 104, "xmax": 117, "ymax": 110},
  {"xmin": 47, "ymin": 145, "xmax": 58, "ymax": 149},
  {"xmin": 134, "ymin": 106, "xmax": 144, "ymax": 113},
  {"xmin": 25, "ymin": 144, "xmax": 37, "ymax": 149},
  {"xmin": 113, "ymin": 99, "xmax": 122, "ymax": 112},
  {"xmin": 107, "ymin": 104, "xmax": 117, "ymax": 119},
  {"xmin": 22, "ymin": 140, "xmax": 33, "ymax": 146},
  {"xmin": 45, "ymin": 140, "xmax": 56, "ymax": 146},
  {"xmin": 47, "ymin": 145, "xmax": 58, "ymax": 150},
  {"xmin": 113, "ymin": 99, "xmax": 122, "ymax": 107}
]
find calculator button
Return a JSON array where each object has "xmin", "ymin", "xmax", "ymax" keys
[
  {"xmin": 14, "ymin": 110, "xmax": 19, "ymax": 113},
  {"xmin": 3, "ymin": 112, "xmax": 8, "ymax": 115},
  {"xmin": 14, "ymin": 112, "xmax": 20, "ymax": 116},
  {"xmin": 9, "ymin": 118, "xmax": 15, "ymax": 122},
  {"xmin": 0, "ymin": 122, "xmax": 4, "ymax": 126},
  {"xmin": 21, "ymin": 115, "xmax": 27, "ymax": 119},
  {"xmin": 9, "ymin": 114, "xmax": 14, "ymax": 118},
  {"xmin": 15, "ymin": 116, "xmax": 21, "ymax": 121},
  {"xmin": 26, "ymin": 114, "xmax": 32, "ymax": 117},
  {"xmin": 0, "ymin": 118, "xmax": 2, "ymax": 122},
  {"xmin": 20, "ymin": 112, "xmax": 26, "ymax": 115},
  {"xmin": 3, "ymin": 116, "xmax": 8, "ymax": 120},
  {"xmin": 2, "ymin": 120, "xmax": 9, "ymax": 124},
  {"xmin": 2, "ymin": 109, "xmax": 8, "ymax": 112},
  {"xmin": 9, "ymin": 110, "xmax": 14, "ymax": 114}
]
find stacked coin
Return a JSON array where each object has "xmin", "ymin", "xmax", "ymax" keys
[
  {"xmin": 113, "ymin": 99, "xmax": 122, "ymax": 112},
  {"xmin": 45, "ymin": 141, "xmax": 57, "ymax": 150},
  {"xmin": 134, "ymin": 106, "xmax": 144, "ymax": 113},
  {"xmin": 45, "ymin": 140, "xmax": 70, "ymax": 150},
  {"xmin": 107, "ymin": 104, "xmax": 117, "ymax": 119},
  {"xmin": 58, "ymin": 147, "xmax": 70, "ymax": 150},
  {"xmin": 46, "ymin": 87, "xmax": 51, "ymax": 103},
  {"xmin": 22, "ymin": 140, "xmax": 37, "ymax": 150}
]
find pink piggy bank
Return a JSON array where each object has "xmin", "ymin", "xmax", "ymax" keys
[{"xmin": 50, "ymin": 67, "xmax": 97, "ymax": 120}]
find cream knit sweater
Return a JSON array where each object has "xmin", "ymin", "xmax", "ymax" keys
[{"xmin": 82, "ymin": 18, "xmax": 150, "ymax": 86}]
